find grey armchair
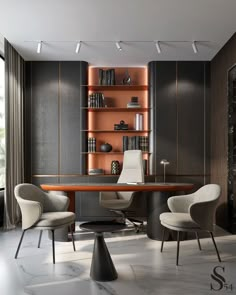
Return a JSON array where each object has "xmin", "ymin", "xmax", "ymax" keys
[
  {"xmin": 14, "ymin": 183, "xmax": 76, "ymax": 264},
  {"xmin": 159, "ymin": 184, "xmax": 221, "ymax": 265},
  {"xmin": 99, "ymin": 150, "xmax": 144, "ymax": 231}
]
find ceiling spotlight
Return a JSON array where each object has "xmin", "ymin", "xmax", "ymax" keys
[
  {"xmin": 155, "ymin": 41, "xmax": 161, "ymax": 54},
  {"xmin": 192, "ymin": 41, "xmax": 198, "ymax": 54},
  {"xmin": 37, "ymin": 41, "xmax": 42, "ymax": 54},
  {"xmin": 115, "ymin": 41, "xmax": 122, "ymax": 51},
  {"xmin": 75, "ymin": 41, "xmax": 81, "ymax": 54}
]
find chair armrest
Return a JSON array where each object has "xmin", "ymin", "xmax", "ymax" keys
[
  {"xmin": 16, "ymin": 197, "xmax": 42, "ymax": 229},
  {"xmin": 189, "ymin": 199, "xmax": 218, "ymax": 231},
  {"xmin": 168, "ymin": 193, "xmax": 195, "ymax": 213},
  {"xmin": 44, "ymin": 193, "xmax": 69, "ymax": 212}
]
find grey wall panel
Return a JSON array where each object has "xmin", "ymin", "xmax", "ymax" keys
[
  {"xmin": 60, "ymin": 62, "xmax": 87, "ymax": 174},
  {"xmin": 177, "ymin": 62, "xmax": 205, "ymax": 175},
  {"xmin": 31, "ymin": 62, "xmax": 59, "ymax": 175}
]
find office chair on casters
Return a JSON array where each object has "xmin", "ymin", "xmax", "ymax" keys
[
  {"xmin": 159, "ymin": 184, "xmax": 222, "ymax": 266},
  {"xmin": 14, "ymin": 183, "xmax": 76, "ymax": 264},
  {"xmin": 100, "ymin": 150, "xmax": 145, "ymax": 232}
]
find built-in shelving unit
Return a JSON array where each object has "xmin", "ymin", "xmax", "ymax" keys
[{"xmin": 82, "ymin": 67, "xmax": 149, "ymax": 175}]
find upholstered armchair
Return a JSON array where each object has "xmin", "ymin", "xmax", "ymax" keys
[
  {"xmin": 160, "ymin": 184, "xmax": 221, "ymax": 265},
  {"xmin": 14, "ymin": 183, "xmax": 76, "ymax": 264}
]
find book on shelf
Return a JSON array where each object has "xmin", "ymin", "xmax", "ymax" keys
[
  {"xmin": 127, "ymin": 102, "xmax": 141, "ymax": 108},
  {"xmin": 122, "ymin": 135, "xmax": 148, "ymax": 152},
  {"xmin": 88, "ymin": 93, "xmax": 105, "ymax": 108},
  {"xmin": 88, "ymin": 137, "xmax": 96, "ymax": 152},
  {"xmin": 99, "ymin": 69, "xmax": 115, "ymax": 85}
]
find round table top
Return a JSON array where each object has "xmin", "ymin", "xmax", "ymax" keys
[{"xmin": 80, "ymin": 221, "xmax": 127, "ymax": 233}]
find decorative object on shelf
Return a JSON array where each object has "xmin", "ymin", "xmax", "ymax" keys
[
  {"xmin": 160, "ymin": 159, "xmax": 170, "ymax": 183},
  {"xmin": 114, "ymin": 120, "xmax": 129, "ymax": 130},
  {"xmin": 135, "ymin": 113, "xmax": 143, "ymax": 130},
  {"xmin": 122, "ymin": 69, "xmax": 131, "ymax": 85},
  {"xmin": 111, "ymin": 160, "xmax": 120, "ymax": 175},
  {"xmin": 88, "ymin": 137, "xmax": 96, "ymax": 152},
  {"xmin": 100, "ymin": 142, "xmax": 112, "ymax": 152},
  {"xmin": 88, "ymin": 93, "xmax": 105, "ymax": 108},
  {"xmin": 127, "ymin": 96, "xmax": 141, "ymax": 108},
  {"xmin": 99, "ymin": 69, "xmax": 115, "ymax": 85},
  {"xmin": 88, "ymin": 168, "xmax": 104, "ymax": 175}
]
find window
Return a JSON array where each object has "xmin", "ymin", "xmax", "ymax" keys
[{"xmin": 0, "ymin": 56, "xmax": 5, "ymax": 188}]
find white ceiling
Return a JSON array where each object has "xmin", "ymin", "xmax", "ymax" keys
[{"xmin": 0, "ymin": 0, "xmax": 236, "ymax": 66}]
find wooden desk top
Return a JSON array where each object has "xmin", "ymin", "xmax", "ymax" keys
[{"xmin": 41, "ymin": 182, "xmax": 194, "ymax": 192}]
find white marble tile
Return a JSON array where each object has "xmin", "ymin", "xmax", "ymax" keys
[{"xmin": 0, "ymin": 225, "xmax": 236, "ymax": 295}]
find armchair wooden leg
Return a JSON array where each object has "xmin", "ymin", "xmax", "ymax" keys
[
  {"xmin": 38, "ymin": 230, "xmax": 43, "ymax": 248},
  {"xmin": 69, "ymin": 225, "xmax": 76, "ymax": 252},
  {"xmin": 195, "ymin": 232, "xmax": 202, "ymax": 251},
  {"xmin": 176, "ymin": 231, "xmax": 180, "ymax": 266},
  {"xmin": 160, "ymin": 228, "xmax": 166, "ymax": 252},
  {"xmin": 51, "ymin": 230, "xmax": 55, "ymax": 264},
  {"xmin": 209, "ymin": 232, "xmax": 221, "ymax": 262},
  {"xmin": 15, "ymin": 230, "xmax": 26, "ymax": 259}
]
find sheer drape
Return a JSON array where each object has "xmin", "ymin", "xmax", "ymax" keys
[{"xmin": 4, "ymin": 39, "xmax": 24, "ymax": 229}]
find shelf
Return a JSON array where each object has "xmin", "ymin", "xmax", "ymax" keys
[
  {"xmin": 83, "ymin": 107, "xmax": 150, "ymax": 112},
  {"xmin": 82, "ymin": 151, "xmax": 150, "ymax": 154},
  {"xmin": 82, "ymin": 130, "xmax": 151, "ymax": 133},
  {"xmin": 82, "ymin": 85, "xmax": 148, "ymax": 91}
]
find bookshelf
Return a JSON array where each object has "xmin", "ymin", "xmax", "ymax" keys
[{"xmin": 83, "ymin": 67, "xmax": 150, "ymax": 175}]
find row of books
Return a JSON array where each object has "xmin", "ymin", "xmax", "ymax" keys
[
  {"xmin": 122, "ymin": 136, "xmax": 149, "ymax": 152},
  {"xmin": 99, "ymin": 69, "xmax": 115, "ymax": 85},
  {"xmin": 88, "ymin": 93, "xmax": 105, "ymax": 108},
  {"xmin": 88, "ymin": 137, "xmax": 96, "ymax": 152}
]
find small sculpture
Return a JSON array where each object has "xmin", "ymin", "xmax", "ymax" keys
[{"xmin": 123, "ymin": 69, "xmax": 131, "ymax": 85}]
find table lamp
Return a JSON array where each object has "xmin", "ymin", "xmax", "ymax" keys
[{"xmin": 160, "ymin": 159, "xmax": 170, "ymax": 183}]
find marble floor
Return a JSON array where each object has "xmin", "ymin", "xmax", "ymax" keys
[{"xmin": 0, "ymin": 224, "xmax": 236, "ymax": 295}]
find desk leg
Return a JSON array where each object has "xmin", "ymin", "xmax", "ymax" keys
[
  {"xmin": 67, "ymin": 191, "xmax": 75, "ymax": 232},
  {"xmin": 90, "ymin": 233, "xmax": 117, "ymax": 281},
  {"xmin": 146, "ymin": 191, "xmax": 171, "ymax": 240}
]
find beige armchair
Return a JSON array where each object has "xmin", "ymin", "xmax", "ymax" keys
[
  {"xmin": 14, "ymin": 183, "xmax": 76, "ymax": 264},
  {"xmin": 159, "ymin": 184, "xmax": 221, "ymax": 265},
  {"xmin": 100, "ymin": 150, "xmax": 145, "ymax": 231}
]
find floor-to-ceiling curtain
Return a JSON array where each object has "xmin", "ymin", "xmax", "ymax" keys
[{"xmin": 4, "ymin": 39, "xmax": 24, "ymax": 229}]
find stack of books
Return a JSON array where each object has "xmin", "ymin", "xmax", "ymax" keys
[
  {"xmin": 122, "ymin": 136, "xmax": 149, "ymax": 151},
  {"xmin": 127, "ymin": 96, "xmax": 141, "ymax": 108},
  {"xmin": 99, "ymin": 69, "xmax": 115, "ymax": 85},
  {"xmin": 88, "ymin": 137, "xmax": 96, "ymax": 152},
  {"xmin": 88, "ymin": 93, "xmax": 105, "ymax": 108}
]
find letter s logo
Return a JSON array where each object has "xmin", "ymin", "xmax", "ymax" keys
[{"xmin": 210, "ymin": 266, "xmax": 226, "ymax": 291}]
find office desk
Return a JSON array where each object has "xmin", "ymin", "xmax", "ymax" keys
[{"xmin": 41, "ymin": 183, "xmax": 194, "ymax": 240}]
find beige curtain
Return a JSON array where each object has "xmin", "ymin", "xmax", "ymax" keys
[{"xmin": 4, "ymin": 39, "xmax": 24, "ymax": 229}]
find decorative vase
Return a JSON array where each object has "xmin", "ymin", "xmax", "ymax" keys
[
  {"xmin": 111, "ymin": 160, "xmax": 120, "ymax": 175},
  {"xmin": 100, "ymin": 142, "xmax": 112, "ymax": 152}
]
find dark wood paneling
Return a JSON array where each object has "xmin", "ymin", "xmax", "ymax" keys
[
  {"xmin": 211, "ymin": 33, "xmax": 236, "ymax": 229},
  {"xmin": 177, "ymin": 61, "xmax": 205, "ymax": 174},
  {"xmin": 60, "ymin": 62, "xmax": 87, "ymax": 175},
  {"xmin": 31, "ymin": 62, "xmax": 59, "ymax": 175},
  {"xmin": 149, "ymin": 61, "xmax": 177, "ymax": 175}
]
